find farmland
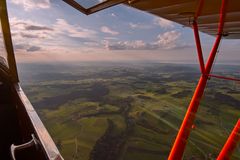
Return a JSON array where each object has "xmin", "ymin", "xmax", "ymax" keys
[{"xmin": 18, "ymin": 62, "xmax": 240, "ymax": 160}]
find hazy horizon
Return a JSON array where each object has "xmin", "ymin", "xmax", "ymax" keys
[{"xmin": 6, "ymin": 0, "xmax": 240, "ymax": 64}]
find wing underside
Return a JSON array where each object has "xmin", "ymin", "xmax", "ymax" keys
[
  {"xmin": 127, "ymin": 0, "xmax": 240, "ymax": 39},
  {"xmin": 64, "ymin": 0, "xmax": 240, "ymax": 39}
]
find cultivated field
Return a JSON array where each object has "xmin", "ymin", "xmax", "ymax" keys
[{"xmin": 18, "ymin": 62, "xmax": 240, "ymax": 160}]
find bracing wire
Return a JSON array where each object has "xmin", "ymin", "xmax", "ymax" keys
[
  {"xmin": 210, "ymin": 37, "xmax": 223, "ymax": 76},
  {"xmin": 203, "ymin": 37, "xmax": 223, "ymax": 100}
]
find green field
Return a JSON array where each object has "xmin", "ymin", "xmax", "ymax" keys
[{"xmin": 18, "ymin": 62, "xmax": 240, "ymax": 160}]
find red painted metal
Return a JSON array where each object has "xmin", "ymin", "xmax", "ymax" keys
[
  {"xmin": 194, "ymin": 0, "xmax": 205, "ymax": 19},
  {"xmin": 168, "ymin": 0, "xmax": 228, "ymax": 159},
  {"xmin": 217, "ymin": 119, "xmax": 240, "ymax": 160},
  {"xmin": 207, "ymin": 74, "xmax": 240, "ymax": 82},
  {"xmin": 168, "ymin": 75, "xmax": 208, "ymax": 159},
  {"xmin": 193, "ymin": 0, "xmax": 205, "ymax": 74},
  {"xmin": 193, "ymin": 21, "xmax": 205, "ymax": 74}
]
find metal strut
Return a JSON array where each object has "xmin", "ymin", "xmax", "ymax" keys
[
  {"xmin": 193, "ymin": 20, "xmax": 205, "ymax": 74},
  {"xmin": 207, "ymin": 74, "xmax": 240, "ymax": 82},
  {"xmin": 193, "ymin": 0, "xmax": 205, "ymax": 75},
  {"xmin": 168, "ymin": 0, "xmax": 228, "ymax": 159},
  {"xmin": 217, "ymin": 119, "xmax": 240, "ymax": 160}
]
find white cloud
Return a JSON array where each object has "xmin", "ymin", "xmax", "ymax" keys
[
  {"xmin": 10, "ymin": 17, "xmax": 54, "ymax": 41},
  {"xmin": 10, "ymin": 0, "xmax": 50, "ymax": 11},
  {"xmin": 106, "ymin": 30, "xmax": 182, "ymax": 50},
  {"xmin": 98, "ymin": 0, "xmax": 106, "ymax": 2},
  {"xmin": 54, "ymin": 19, "xmax": 97, "ymax": 38},
  {"xmin": 106, "ymin": 40, "xmax": 158, "ymax": 50},
  {"xmin": 129, "ymin": 22, "xmax": 152, "ymax": 29},
  {"xmin": 10, "ymin": 17, "xmax": 182, "ymax": 53},
  {"xmin": 116, "ymin": 40, "xmax": 145, "ymax": 50},
  {"xmin": 154, "ymin": 17, "xmax": 174, "ymax": 29},
  {"xmin": 9, "ymin": 17, "xmax": 98, "ymax": 54},
  {"xmin": 10, "ymin": 17, "xmax": 97, "ymax": 41},
  {"xmin": 129, "ymin": 23, "xmax": 138, "ymax": 29},
  {"xmin": 156, "ymin": 30, "xmax": 181, "ymax": 49},
  {"xmin": 9, "ymin": 17, "xmax": 52, "ymax": 53},
  {"xmin": 101, "ymin": 26, "xmax": 119, "ymax": 35},
  {"xmin": 104, "ymin": 37, "xmax": 118, "ymax": 40},
  {"xmin": 111, "ymin": 13, "xmax": 116, "ymax": 17}
]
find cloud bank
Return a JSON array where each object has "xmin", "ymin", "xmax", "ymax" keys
[
  {"xmin": 10, "ymin": 0, "xmax": 50, "ymax": 11},
  {"xmin": 101, "ymin": 26, "xmax": 119, "ymax": 35},
  {"xmin": 106, "ymin": 30, "xmax": 183, "ymax": 50}
]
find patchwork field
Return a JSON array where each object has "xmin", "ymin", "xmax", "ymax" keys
[{"xmin": 18, "ymin": 62, "xmax": 240, "ymax": 160}]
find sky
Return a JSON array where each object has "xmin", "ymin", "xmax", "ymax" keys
[{"xmin": 5, "ymin": 0, "xmax": 240, "ymax": 64}]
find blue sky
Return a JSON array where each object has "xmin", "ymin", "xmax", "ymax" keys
[{"xmin": 6, "ymin": 0, "xmax": 240, "ymax": 64}]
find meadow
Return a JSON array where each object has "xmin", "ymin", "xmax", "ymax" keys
[{"xmin": 18, "ymin": 62, "xmax": 240, "ymax": 160}]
